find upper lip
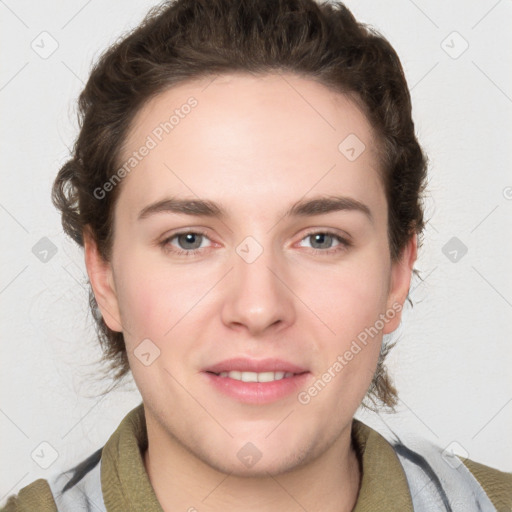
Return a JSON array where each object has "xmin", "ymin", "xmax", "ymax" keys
[{"xmin": 204, "ymin": 357, "xmax": 308, "ymax": 374}]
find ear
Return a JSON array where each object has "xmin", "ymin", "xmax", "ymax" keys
[
  {"xmin": 83, "ymin": 226, "xmax": 123, "ymax": 333},
  {"xmin": 383, "ymin": 233, "xmax": 418, "ymax": 334}
]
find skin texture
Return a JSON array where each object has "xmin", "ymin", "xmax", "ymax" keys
[{"xmin": 84, "ymin": 72, "xmax": 417, "ymax": 512}]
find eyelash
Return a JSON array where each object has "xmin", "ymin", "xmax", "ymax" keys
[{"xmin": 159, "ymin": 229, "xmax": 352, "ymax": 257}]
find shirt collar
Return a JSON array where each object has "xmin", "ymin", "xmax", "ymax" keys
[
  {"xmin": 101, "ymin": 403, "xmax": 414, "ymax": 512},
  {"xmin": 351, "ymin": 418, "xmax": 414, "ymax": 511}
]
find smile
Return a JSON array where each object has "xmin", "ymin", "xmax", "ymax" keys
[
  {"xmin": 203, "ymin": 370, "xmax": 311, "ymax": 404},
  {"xmin": 211, "ymin": 370, "xmax": 297, "ymax": 382}
]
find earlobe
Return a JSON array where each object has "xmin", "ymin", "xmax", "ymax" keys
[
  {"xmin": 83, "ymin": 226, "xmax": 123, "ymax": 333},
  {"xmin": 383, "ymin": 234, "xmax": 418, "ymax": 334}
]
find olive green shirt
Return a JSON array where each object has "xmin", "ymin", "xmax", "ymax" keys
[{"xmin": 2, "ymin": 403, "xmax": 511, "ymax": 511}]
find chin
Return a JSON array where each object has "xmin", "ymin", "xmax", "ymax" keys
[
  {"xmin": 190, "ymin": 432, "xmax": 316, "ymax": 478},
  {"xmin": 205, "ymin": 448, "xmax": 311, "ymax": 478}
]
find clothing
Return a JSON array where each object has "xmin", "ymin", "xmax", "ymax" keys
[{"xmin": 2, "ymin": 402, "xmax": 511, "ymax": 511}]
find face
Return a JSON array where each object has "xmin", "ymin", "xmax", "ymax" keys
[{"xmin": 85, "ymin": 72, "xmax": 416, "ymax": 476}]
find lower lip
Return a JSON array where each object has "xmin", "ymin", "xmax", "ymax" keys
[{"xmin": 202, "ymin": 371, "xmax": 311, "ymax": 404}]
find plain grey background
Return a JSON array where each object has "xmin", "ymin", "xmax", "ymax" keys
[{"xmin": 1, "ymin": 0, "xmax": 511, "ymax": 503}]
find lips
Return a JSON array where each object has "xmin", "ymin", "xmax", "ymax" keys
[
  {"xmin": 202, "ymin": 359, "xmax": 311, "ymax": 404},
  {"xmin": 204, "ymin": 357, "xmax": 309, "ymax": 375}
]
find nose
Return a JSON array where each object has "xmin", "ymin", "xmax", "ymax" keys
[{"xmin": 220, "ymin": 240, "xmax": 296, "ymax": 337}]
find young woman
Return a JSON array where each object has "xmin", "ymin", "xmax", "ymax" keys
[{"xmin": 2, "ymin": 0, "xmax": 510, "ymax": 510}]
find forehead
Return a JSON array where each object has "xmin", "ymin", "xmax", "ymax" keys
[{"xmin": 116, "ymin": 72, "xmax": 385, "ymax": 224}]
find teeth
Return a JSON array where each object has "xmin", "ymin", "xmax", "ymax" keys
[{"xmin": 217, "ymin": 371, "xmax": 295, "ymax": 382}]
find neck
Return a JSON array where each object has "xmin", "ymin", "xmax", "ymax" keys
[{"xmin": 143, "ymin": 417, "xmax": 361, "ymax": 512}]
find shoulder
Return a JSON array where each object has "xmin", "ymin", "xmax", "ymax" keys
[
  {"xmin": 0, "ymin": 479, "xmax": 57, "ymax": 512},
  {"xmin": 462, "ymin": 457, "xmax": 512, "ymax": 511},
  {"xmin": 352, "ymin": 418, "xmax": 512, "ymax": 510},
  {"xmin": 1, "ymin": 447, "xmax": 103, "ymax": 512},
  {"xmin": 1, "ymin": 406, "xmax": 144, "ymax": 512}
]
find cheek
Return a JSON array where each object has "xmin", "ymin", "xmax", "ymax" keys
[
  {"xmin": 112, "ymin": 252, "xmax": 218, "ymax": 345},
  {"xmin": 307, "ymin": 255, "xmax": 390, "ymax": 335},
  {"xmin": 111, "ymin": 252, "xmax": 171, "ymax": 342},
  {"xmin": 303, "ymin": 252, "xmax": 390, "ymax": 389},
  {"xmin": 296, "ymin": 268, "xmax": 387, "ymax": 429}
]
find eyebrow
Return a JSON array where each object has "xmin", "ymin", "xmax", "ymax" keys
[{"xmin": 137, "ymin": 195, "xmax": 373, "ymax": 223}]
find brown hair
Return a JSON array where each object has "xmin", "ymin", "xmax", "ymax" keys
[{"xmin": 52, "ymin": 0, "xmax": 428, "ymax": 410}]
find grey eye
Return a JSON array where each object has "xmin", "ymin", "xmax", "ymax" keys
[
  {"xmin": 176, "ymin": 233, "xmax": 204, "ymax": 250},
  {"xmin": 308, "ymin": 233, "xmax": 336, "ymax": 249}
]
